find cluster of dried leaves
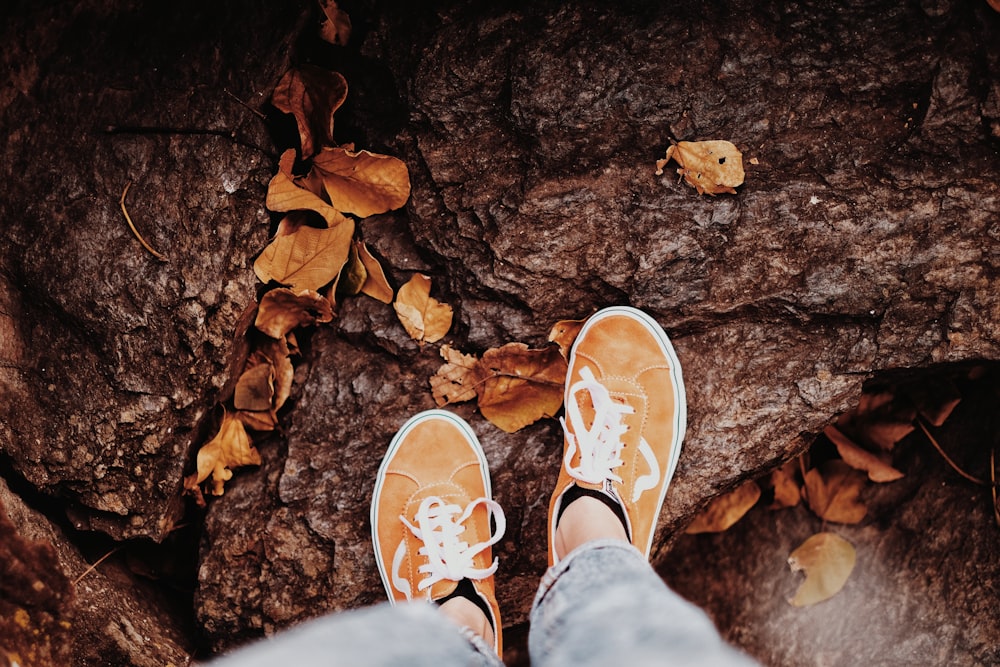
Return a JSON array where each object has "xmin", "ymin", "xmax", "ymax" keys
[
  {"xmin": 684, "ymin": 369, "xmax": 995, "ymax": 607},
  {"xmin": 183, "ymin": 4, "xmax": 444, "ymax": 503},
  {"xmin": 182, "ymin": 3, "xmax": 585, "ymax": 502}
]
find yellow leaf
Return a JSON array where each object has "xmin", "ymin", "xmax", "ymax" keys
[
  {"xmin": 803, "ymin": 460, "xmax": 867, "ymax": 524},
  {"xmin": 357, "ymin": 241, "xmax": 394, "ymax": 304},
  {"xmin": 685, "ymin": 480, "xmax": 761, "ymax": 534},
  {"xmin": 547, "ymin": 317, "xmax": 587, "ymax": 359},
  {"xmin": 788, "ymin": 532, "xmax": 856, "ymax": 606},
  {"xmin": 255, "ymin": 288, "xmax": 334, "ymax": 338},
  {"xmin": 430, "ymin": 344, "xmax": 479, "ymax": 406},
  {"xmin": 824, "ymin": 424, "xmax": 904, "ymax": 483},
  {"xmin": 183, "ymin": 412, "xmax": 261, "ymax": 498},
  {"xmin": 313, "ymin": 146, "xmax": 411, "ymax": 217},
  {"xmin": 655, "ymin": 140, "xmax": 745, "ymax": 195},
  {"xmin": 393, "ymin": 274, "xmax": 453, "ymax": 344},
  {"xmin": 271, "ymin": 66, "xmax": 347, "ymax": 159},
  {"xmin": 253, "ymin": 220, "xmax": 356, "ymax": 291},
  {"xmin": 469, "ymin": 343, "xmax": 567, "ymax": 433},
  {"xmin": 318, "ymin": 0, "xmax": 352, "ymax": 46}
]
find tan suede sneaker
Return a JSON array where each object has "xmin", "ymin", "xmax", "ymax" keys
[
  {"xmin": 547, "ymin": 306, "xmax": 686, "ymax": 565},
  {"xmin": 372, "ymin": 410, "xmax": 505, "ymax": 656}
]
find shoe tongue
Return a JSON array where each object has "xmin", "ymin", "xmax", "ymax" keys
[{"xmin": 429, "ymin": 577, "xmax": 460, "ymax": 603}]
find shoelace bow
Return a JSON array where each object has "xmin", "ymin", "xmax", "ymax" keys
[
  {"xmin": 561, "ymin": 366, "xmax": 635, "ymax": 486},
  {"xmin": 399, "ymin": 495, "xmax": 506, "ymax": 593}
]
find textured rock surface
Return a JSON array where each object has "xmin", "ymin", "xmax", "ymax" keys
[{"xmin": 0, "ymin": 0, "xmax": 998, "ymax": 665}]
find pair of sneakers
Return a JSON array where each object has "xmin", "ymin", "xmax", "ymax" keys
[{"xmin": 370, "ymin": 306, "xmax": 687, "ymax": 656}]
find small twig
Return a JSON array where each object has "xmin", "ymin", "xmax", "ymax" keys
[
  {"xmin": 119, "ymin": 181, "xmax": 167, "ymax": 261},
  {"xmin": 917, "ymin": 418, "xmax": 987, "ymax": 486},
  {"xmin": 991, "ymin": 447, "xmax": 999, "ymax": 527},
  {"xmin": 73, "ymin": 547, "xmax": 121, "ymax": 586},
  {"xmin": 224, "ymin": 88, "xmax": 267, "ymax": 120}
]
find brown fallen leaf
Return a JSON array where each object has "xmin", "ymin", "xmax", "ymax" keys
[
  {"xmin": 469, "ymin": 343, "xmax": 567, "ymax": 433},
  {"xmin": 253, "ymin": 220, "xmax": 356, "ymax": 292},
  {"xmin": 430, "ymin": 344, "xmax": 479, "ymax": 406},
  {"xmin": 824, "ymin": 424, "xmax": 904, "ymax": 483},
  {"xmin": 548, "ymin": 318, "xmax": 587, "ymax": 359},
  {"xmin": 271, "ymin": 66, "xmax": 347, "ymax": 159},
  {"xmin": 685, "ymin": 480, "xmax": 761, "ymax": 534},
  {"xmin": 356, "ymin": 241, "xmax": 393, "ymax": 304},
  {"xmin": 234, "ymin": 362, "xmax": 274, "ymax": 412},
  {"xmin": 334, "ymin": 241, "xmax": 367, "ymax": 299},
  {"xmin": 312, "ymin": 146, "xmax": 411, "ymax": 218},
  {"xmin": 255, "ymin": 288, "xmax": 334, "ymax": 338},
  {"xmin": 765, "ymin": 458, "xmax": 802, "ymax": 509},
  {"xmin": 318, "ymin": 0, "xmax": 351, "ymax": 46},
  {"xmin": 236, "ymin": 409, "xmax": 279, "ymax": 432},
  {"xmin": 788, "ymin": 532, "xmax": 856, "ymax": 607},
  {"xmin": 394, "ymin": 274, "xmax": 453, "ymax": 344},
  {"xmin": 267, "ymin": 150, "xmax": 352, "ymax": 228},
  {"xmin": 183, "ymin": 411, "xmax": 262, "ymax": 500},
  {"xmin": 802, "ymin": 460, "xmax": 867, "ymax": 524},
  {"xmin": 655, "ymin": 140, "xmax": 745, "ymax": 195}
]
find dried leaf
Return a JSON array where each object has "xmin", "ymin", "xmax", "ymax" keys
[
  {"xmin": 469, "ymin": 342, "xmax": 567, "ymax": 433},
  {"xmin": 904, "ymin": 380, "xmax": 961, "ymax": 427},
  {"xmin": 430, "ymin": 345, "xmax": 479, "ymax": 406},
  {"xmin": 788, "ymin": 532, "xmax": 856, "ymax": 607},
  {"xmin": 765, "ymin": 459, "xmax": 802, "ymax": 509},
  {"xmin": 255, "ymin": 288, "xmax": 334, "ymax": 338},
  {"xmin": 393, "ymin": 274, "xmax": 453, "ymax": 344},
  {"xmin": 861, "ymin": 420, "xmax": 915, "ymax": 451},
  {"xmin": 685, "ymin": 480, "xmax": 761, "ymax": 534},
  {"xmin": 236, "ymin": 409, "xmax": 278, "ymax": 432},
  {"xmin": 356, "ymin": 241, "xmax": 393, "ymax": 304},
  {"xmin": 234, "ymin": 363, "xmax": 274, "ymax": 411},
  {"xmin": 313, "ymin": 146, "xmax": 411, "ymax": 217},
  {"xmin": 266, "ymin": 150, "xmax": 352, "ymax": 228},
  {"xmin": 824, "ymin": 424, "xmax": 904, "ymax": 483},
  {"xmin": 548, "ymin": 318, "xmax": 587, "ymax": 359},
  {"xmin": 803, "ymin": 460, "xmax": 867, "ymax": 524},
  {"xmin": 655, "ymin": 140, "xmax": 745, "ymax": 195},
  {"xmin": 255, "ymin": 336, "xmax": 294, "ymax": 412},
  {"xmin": 253, "ymin": 221, "xmax": 356, "ymax": 292},
  {"xmin": 271, "ymin": 66, "xmax": 347, "ymax": 159},
  {"xmin": 183, "ymin": 412, "xmax": 262, "ymax": 498},
  {"xmin": 318, "ymin": 0, "xmax": 351, "ymax": 46}
]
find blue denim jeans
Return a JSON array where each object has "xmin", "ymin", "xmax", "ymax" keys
[{"xmin": 210, "ymin": 540, "xmax": 756, "ymax": 666}]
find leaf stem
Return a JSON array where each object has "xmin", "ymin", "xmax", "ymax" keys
[{"xmin": 73, "ymin": 547, "xmax": 121, "ymax": 586}]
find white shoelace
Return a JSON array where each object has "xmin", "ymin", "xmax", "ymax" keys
[
  {"xmin": 397, "ymin": 496, "xmax": 506, "ymax": 594},
  {"xmin": 560, "ymin": 366, "xmax": 635, "ymax": 486}
]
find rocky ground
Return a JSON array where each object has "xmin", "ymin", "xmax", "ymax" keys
[{"xmin": 0, "ymin": 0, "xmax": 997, "ymax": 665}]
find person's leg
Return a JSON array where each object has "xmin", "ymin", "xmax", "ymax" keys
[
  {"xmin": 208, "ymin": 601, "xmax": 501, "ymax": 667},
  {"xmin": 530, "ymin": 306, "xmax": 757, "ymax": 667}
]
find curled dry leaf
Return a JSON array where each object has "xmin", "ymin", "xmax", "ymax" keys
[
  {"xmin": 469, "ymin": 343, "xmax": 567, "ymax": 433},
  {"xmin": 803, "ymin": 460, "xmax": 867, "ymax": 524},
  {"xmin": 764, "ymin": 458, "xmax": 802, "ymax": 509},
  {"xmin": 312, "ymin": 147, "xmax": 411, "ymax": 218},
  {"xmin": 655, "ymin": 140, "xmax": 745, "ymax": 195},
  {"xmin": 271, "ymin": 65, "xmax": 347, "ymax": 159},
  {"xmin": 183, "ymin": 411, "xmax": 262, "ymax": 501},
  {"xmin": 255, "ymin": 288, "xmax": 333, "ymax": 339},
  {"xmin": 685, "ymin": 480, "xmax": 761, "ymax": 534},
  {"xmin": 253, "ymin": 220, "xmax": 356, "ymax": 292},
  {"xmin": 394, "ymin": 274, "xmax": 453, "ymax": 344},
  {"xmin": 788, "ymin": 532, "xmax": 856, "ymax": 607},
  {"xmin": 356, "ymin": 241, "xmax": 393, "ymax": 304},
  {"xmin": 318, "ymin": 0, "xmax": 351, "ymax": 46},
  {"xmin": 334, "ymin": 242, "xmax": 367, "ymax": 299},
  {"xmin": 430, "ymin": 344, "xmax": 479, "ymax": 406},
  {"xmin": 824, "ymin": 424, "xmax": 904, "ymax": 483},
  {"xmin": 548, "ymin": 318, "xmax": 587, "ymax": 359}
]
